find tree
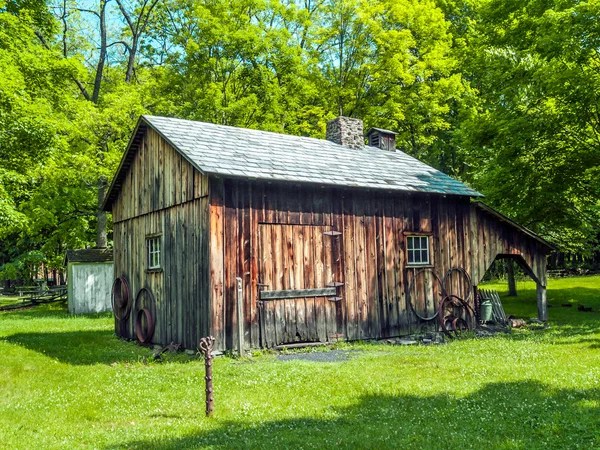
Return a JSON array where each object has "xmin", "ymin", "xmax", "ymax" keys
[{"xmin": 457, "ymin": 0, "xmax": 600, "ymax": 252}]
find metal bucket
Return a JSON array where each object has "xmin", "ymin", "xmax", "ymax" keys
[{"xmin": 480, "ymin": 299, "xmax": 493, "ymax": 322}]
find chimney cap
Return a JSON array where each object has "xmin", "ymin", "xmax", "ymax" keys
[{"xmin": 366, "ymin": 127, "xmax": 398, "ymax": 136}]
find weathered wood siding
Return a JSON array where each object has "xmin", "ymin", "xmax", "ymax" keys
[
  {"xmin": 211, "ymin": 179, "xmax": 549, "ymax": 350},
  {"xmin": 111, "ymin": 128, "xmax": 210, "ymax": 349},
  {"xmin": 112, "ymin": 128, "xmax": 207, "ymax": 223}
]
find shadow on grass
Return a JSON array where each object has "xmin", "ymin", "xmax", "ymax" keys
[
  {"xmin": 110, "ymin": 381, "xmax": 600, "ymax": 449},
  {"xmin": 4, "ymin": 330, "xmax": 148, "ymax": 365},
  {"xmin": 0, "ymin": 303, "xmax": 112, "ymax": 321}
]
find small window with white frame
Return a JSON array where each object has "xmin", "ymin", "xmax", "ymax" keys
[
  {"xmin": 146, "ymin": 235, "xmax": 161, "ymax": 270},
  {"xmin": 406, "ymin": 235, "xmax": 431, "ymax": 266}
]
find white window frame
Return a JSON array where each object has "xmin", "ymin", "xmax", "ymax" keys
[
  {"xmin": 406, "ymin": 235, "xmax": 431, "ymax": 266},
  {"xmin": 146, "ymin": 235, "xmax": 161, "ymax": 270}
]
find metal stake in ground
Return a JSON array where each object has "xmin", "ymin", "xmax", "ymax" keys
[{"xmin": 198, "ymin": 336, "xmax": 216, "ymax": 417}]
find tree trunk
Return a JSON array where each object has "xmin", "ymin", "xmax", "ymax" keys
[
  {"xmin": 92, "ymin": 0, "xmax": 107, "ymax": 104},
  {"xmin": 125, "ymin": 35, "xmax": 138, "ymax": 83},
  {"xmin": 96, "ymin": 176, "xmax": 108, "ymax": 248},
  {"xmin": 507, "ymin": 259, "xmax": 517, "ymax": 296}
]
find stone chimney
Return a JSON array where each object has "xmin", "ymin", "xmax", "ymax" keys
[{"xmin": 326, "ymin": 116, "xmax": 364, "ymax": 149}]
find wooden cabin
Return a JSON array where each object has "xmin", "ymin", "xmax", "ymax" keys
[{"xmin": 103, "ymin": 115, "xmax": 554, "ymax": 351}]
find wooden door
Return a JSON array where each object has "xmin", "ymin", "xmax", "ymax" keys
[{"xmin": 258, "ymin": 224, "xmax": 341, "ymax": 347}]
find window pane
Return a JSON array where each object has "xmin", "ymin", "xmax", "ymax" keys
[
  {"xmin": 421, "ymin": 249, "xmax": 429, "ymax": 263},
  {"xmin": 408, "ymin": 250, "xmax": 414, "ymax": 263},
  {"xmin": 407, "ymin": 237, "xmax": 414, "ymax": 250},
  {"xmin": 414, "ymin": 250, "xmax": 421, "ymax": 263},
  {"xmin": 421, "ymin": 236, "xmax": 428, "ymax": 249},
  {"xmin": 147, "ymin": 237, "xmax": 161, "ymax": 268}
]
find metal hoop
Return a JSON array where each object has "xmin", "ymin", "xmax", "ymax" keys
[
  {"xmin": 442, "ymin": 267, "xmax": 473, "ymax": 304},
  {"xmin": 112, "ymin": 276, "xmax": 131, "ymax": 321},
  {"xmin": 135, "ymin": 308, "xmax": 154, "ymax": 343},
  {"xmin": 406, "ymin": 268, "xmax": 445, "ymax": 321},
  {"xmin": 134, "ymin": 287, "xmax": 156, "ymax": 344}
]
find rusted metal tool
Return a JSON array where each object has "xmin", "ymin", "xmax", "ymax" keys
[{"xmin": 198, "ymin": 336, "xmax": 216, "ymax": 417}]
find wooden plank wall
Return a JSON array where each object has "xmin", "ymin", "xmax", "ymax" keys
[
  {"xmin": 112, "ymin": 128, "xmax": 205, "ymax": 223},
  {"xmin": 212, "ymin": 179, "xmax": 549, "ymax": 350},
  {"xmin": 257, "ymin": 224, "xmax": 337, "ymax": 347},
  {"xmin": 471, "ymin": 206, "xmax": 548, "ymax": 286},
  {"xmin": 111, "ymin": 128, "xmax": 210, "ymax": 349}
]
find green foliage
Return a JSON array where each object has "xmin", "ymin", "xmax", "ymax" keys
[
  {"xmin": 1, "ymin": 0, "xmax": 599, "ymax": 274},
  {"xmin": 0, "ymin": 2, "xmax": 148, "ymax": 272},
  {"xmin": 456, "ymin": 0, "xmax": 600, "ymax": 252},
  {"xmin": 0, "ymin": 249, "xmax": 45, "ymax": 282}
]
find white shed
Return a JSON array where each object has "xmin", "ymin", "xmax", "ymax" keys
[{"xmin": 65, "ymin": 249, "xmax": 114, "ymax": 314}]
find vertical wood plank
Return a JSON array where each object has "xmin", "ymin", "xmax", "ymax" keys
[{"xmin": 209, "ymin": 178, "xmax": 225, "ymax": 349}]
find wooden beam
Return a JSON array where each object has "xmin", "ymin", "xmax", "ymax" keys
[{"xmin": 260, "ymin": 287, "xmax": 336, "ymax": 300}]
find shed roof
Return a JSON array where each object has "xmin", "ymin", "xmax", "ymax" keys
[
  {"xmin": 104, "ymin": 115, "xmax": 482, "ymax": 210},
  {"xmin": 473, "ymin": 202, "xmax": 556, "ymax": 250},
  {"xmin": 64, "ymin": 249, "xmax": 113, "ymax": 265}
]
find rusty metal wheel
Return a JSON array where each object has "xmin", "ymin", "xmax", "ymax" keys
[
  {"xmin": 452, "ymin": 317, "xmax": 468, "ymax": 333},
  {"xmin": 406, "ymin": 268, "xmax": 445, "ymax": 321},
  {"xmin": 112, "ymin": 276, "xmax": 131, "ymax": 321},
  {"xmin": 135, "ymin": 308, "xmax": 154, "ymax": 343},
  {"xmin": 439, "ymin": 294, "xmax": 475, "ymax": 337},
  {"xmin": 134, "ymin": 287, "xmax": 156, "ymax": 344}
]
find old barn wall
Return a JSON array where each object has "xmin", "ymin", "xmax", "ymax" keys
[
  {"xmin": 210, "ymin": 179, "xmax": 548, "ymax": 350},
  {"xmin": 112, "ymin": 128, "xmax": 210, "ymax": 349}
]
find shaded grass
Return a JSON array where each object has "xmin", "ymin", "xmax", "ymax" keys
[
  {"xmin": 0, "ymin": 277, "xmax": 599, "ymax": 449},
  {"xmin": 0, "ymin": 295, "xmax": 27, "ymax": 308}
]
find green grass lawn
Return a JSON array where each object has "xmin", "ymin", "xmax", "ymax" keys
[
  {"xmin": 0, "ymin": 295, "xmax": 28, "ymax": 308},
  {"xmin": 1, "ymin": 276, "xmax": 600, "ymax": 449}
]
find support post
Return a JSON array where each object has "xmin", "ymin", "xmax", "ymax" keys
[
  {"xmin": 507, "ymin": 259, "xmax": 517, "ymax": 296},
  {"xmin": 536, "ymin": 283, "xmax": 547, "ymax": 322},
  {"xmin": 236, "ymin": 277, "xmax": 244, "ymax": 357}
]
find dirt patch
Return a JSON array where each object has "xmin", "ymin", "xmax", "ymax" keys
[{"xmin": 277, "ymin": 350, "xmax": 360, "ymax": 363}]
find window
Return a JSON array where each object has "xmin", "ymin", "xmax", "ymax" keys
[
  {"xmin": 147, "ymin": 236, "xmax": 161, "ymax": 269},
  {"xmin": 406, "ymin": 235, "xmax": 430, "ymax": 266}
]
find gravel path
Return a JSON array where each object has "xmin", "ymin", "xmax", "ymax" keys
[{"xmin": 277, "ymin": 349, "xmax": 359, "ymax": 363}]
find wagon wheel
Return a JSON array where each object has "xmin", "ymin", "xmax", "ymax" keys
[
  {"xmin": 134, "ymin": 287, "xmax": 156, "ymax": 344},
  {"xmin": 406, "ymin": 268, "xmax": 445, "ymax": 321},
  {"xmin": 112, "ymin": 276, "xmax": 131, "ymax": 321},
  {"xmin": 439, "ymin": 295, "xmax": 475, "ymax": 337},
  {"xmin": 443, "ymin": 267, "xmax": 473, "ymax": 304}
]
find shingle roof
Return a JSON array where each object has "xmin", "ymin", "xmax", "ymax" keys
[
  {"xmin": 145, "ymin": 115, "xmax": 481, "ymax": 196},
  {"xmin": 64, "ymin": 249, "xmax": 113, "ymax": 264},
  {"xmin": 105, "ymin": 115, "xmax": 482, "ymax": 209}
]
